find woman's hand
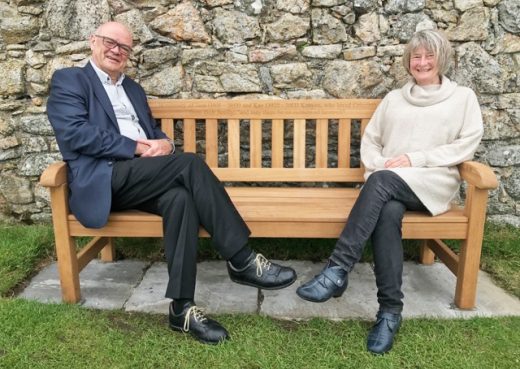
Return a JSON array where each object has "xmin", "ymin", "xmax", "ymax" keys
[{"xmin": 384, "ymin": 154, "xmax": 411, "ymax": 168}]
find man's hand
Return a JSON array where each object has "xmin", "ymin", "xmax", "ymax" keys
[
  {"xmin": 384, "ymin": 154, "xmax": 411, "ymax": 168},
  {"xmin": 135, "ymin": 141, "xmax": 150, "ymax": 156},
  {"xmin": 137, "ymin": 138, "xmax": 173, "ymax": 157}
]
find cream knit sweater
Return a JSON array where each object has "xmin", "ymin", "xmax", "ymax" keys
[{"xmin": 361, "ymin": 76, "xmax": 484, "ymax": 216}]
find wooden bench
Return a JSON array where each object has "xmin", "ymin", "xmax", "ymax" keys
[{"xmin": 40, "ymin": 99, "xmax": 498, "ymax": 309}]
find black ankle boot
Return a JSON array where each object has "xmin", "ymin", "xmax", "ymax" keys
[
  {"xmin": 367, "ymin": 311, "xmax": 402, "ymax": 354},
  {"xmin": 296, "ymin": 261, "xmax": 348, "ymax": 303}
]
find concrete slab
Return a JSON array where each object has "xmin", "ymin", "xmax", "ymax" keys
[
  {"xmin": 19, "ymin": 259, "xmax": 520, "ymax": 321},
  {"xmin": 262, "ymin": 261, "xmax": 520, "ymax": 320},
  {"xmin": 125, "ymin": 261, "xmax": 258, "ymax": 315},
  {"xmin": 402, "ymin": 262, "xmax": 520, "ymax": 319},
  {"xmin": 261, "ymin": 261, "xmax": 379, "ymax": 320},
  {"xmin": 20, "ymin": 260, "xmax": 149, "ymax": 309}
]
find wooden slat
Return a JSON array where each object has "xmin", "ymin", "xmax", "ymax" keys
[
  {"xmin": 360, "ymin": 118, "xmax": 370, "ymax": 169},
  {"xmin": 69, "ymin": 219, "xmax": 163, "ymax": 237},
  {"xmin": 226, "ymin": 187, "xmax": 361, "ymax": 199},
  {"xmin": 360, "ymin": 118, "xmax": 370, "ymax": 137},
  {"xmin": 161, "ymin": 118, "xmax": 174, "ymax": 140},
  {"xmin": 205, "ymin": 119, "xmax": 218, "ymax": 167},
  {"xmin": 241, "ymin": 222, "xmax": 468, "ymax": 239},
  {"xmin": 250, "ymin": 119, "xmax": 262, "ymax": 168},
  {"xmin": 50, "ymin": 182, "xmax": 81, "ymax": 303},
  {"xmin": 66, "ymin": 193, "xmax": 467, "ymax": 223},
  {"xmin": 338, "ymin": 119, "xmax": 351, "ymax": 168},
  {"xmin": 272, "ymin": 119, "xmax": 284, "ymax": 168},
  {"xmin": 183, "ymin": 118, "xmax": 196, "ymax": 153},
  {"xmin": 293, "ymin": 119, "xmax": 306, "ymax": 168},
  {"xmin": 316, "ymin": 119, "xmax": 328, "ymax": 168},
  {"xmin": 68, "ymin": 218, "xmax": 468, "ymax": 239},
  {"xmin": 149, "ymin": 99, "xmax": 381, "ymax": 119},
  {"xmin": 418, "ymin": 239, "xmax": 435, "ymax": 265},
  {"xmin": 77, "ymin": 237, "xmax": 111, "ymax": 272},
  {"xmin": 243, "ymin": 222, "xmax": 346, "ymax": 238},
  {"xmin": 456, "ymin": 186, "xmax": 489, "ymax": 309},
  {"xmin": 67, "ymin": 207, "xmax": 468, "ymax": 240},
  {"xmin": 99, "ymin": 238, "xmax": 115, "ymax": 262},
  {"xmin": 212, "ymin": 168, "xmax": 365, "ymax": 182},
  {"xmin": 423, "ymin": 239, "xmax": 459, "ymax": 275},
  {"xmin": 228, "ymin": 119, "xmax": 240, "ymax": 168}
]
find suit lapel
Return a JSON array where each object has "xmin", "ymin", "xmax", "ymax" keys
[
  {"xmin": 123, "ymin": 79, "xmax": 154, "ymax": 139},
  {"xmin": 83, "ymin": 62, "xmax": 119, "ymax": 132}
]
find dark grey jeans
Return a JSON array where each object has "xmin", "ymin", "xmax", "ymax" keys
[{"xmin": 330, "ymin": 170, "xmax": 427, "ymax": 314}]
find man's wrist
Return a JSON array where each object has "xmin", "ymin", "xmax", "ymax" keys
[{"xmin": 166, "ymin": 139, "xmax": 175, "ymax": 154}]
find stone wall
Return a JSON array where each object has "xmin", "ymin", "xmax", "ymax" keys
[{"xmin": 0, "ymin": 0, "xmax": 519, "ymax": 226}]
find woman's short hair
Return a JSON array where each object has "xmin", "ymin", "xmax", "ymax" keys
[{"xmin": 402, "ymin": 29, "xmax": 453, "ymax": 77}]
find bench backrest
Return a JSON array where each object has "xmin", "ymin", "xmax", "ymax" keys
[{"xmin": 148, "ymin": 99, "xmax": 381, "ymax": 183}]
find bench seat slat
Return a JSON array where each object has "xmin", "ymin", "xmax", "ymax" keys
[
  {"xmin": 67, "ymin": 210, "xmax": 467, "ymax": 239},
  {"xmin": 67, "ymin": 186, "xmax": 467, "ymax": 240},
  {"xmin": 67, "ymin": 207, "xmax": 466, "ymax": 224}
]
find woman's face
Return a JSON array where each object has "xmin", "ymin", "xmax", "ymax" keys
[{"xmin": 409, "ymin": 47, "xmax": 441, "ymax": 86}]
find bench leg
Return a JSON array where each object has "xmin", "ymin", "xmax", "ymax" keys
[
  {"xmin": 418, "ymin": 239, "xmax": 435, "ymax": 265},
  {"xmin": 454, "ymin": 186, "xmax": 488, "ymax": 310},
  {"xmin": 454, "ymin": 237, "xmax": 482, "ymax": 310},
  {"xmin": 55, "ymin": 235, "xmax": 81, "ymax": 303},
  {"xmin": 100, "ymin": 237, "xmax": 115, "ymax": 262}
]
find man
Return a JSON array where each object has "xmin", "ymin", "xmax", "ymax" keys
[{"xmin": 47, "ymin": 21, "xmax": 296, "ymax": 345}]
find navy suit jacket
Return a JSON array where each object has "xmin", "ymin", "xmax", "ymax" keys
[{"xmin": 47, "ymin": 62, "xmax": 167, "ymax": 228}]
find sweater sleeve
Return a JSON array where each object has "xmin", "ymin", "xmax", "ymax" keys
[
  {"xmin": 360, "ymin": 96, "xmax": 391, "ymax": 170},
  {"xmin": 405, "ymin": 90, "xmax": 483, "ymax": 168}
]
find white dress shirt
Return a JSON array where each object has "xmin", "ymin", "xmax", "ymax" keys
[{"xmin": 90, "ymin": 60, "xmax": 148, "ymax": 141}]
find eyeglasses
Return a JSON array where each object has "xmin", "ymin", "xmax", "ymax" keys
[{"xmin": 94, "ymin": 35, "xmax": 133, "ymax": 56}]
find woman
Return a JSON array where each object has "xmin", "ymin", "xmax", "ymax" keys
[{"xmin": 296, "ymin": 29, "xmax": 484, "ymax": 354}]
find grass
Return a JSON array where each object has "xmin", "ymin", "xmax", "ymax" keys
[
  {"xmin": 0, "ymin": 224, "xmax": 54, "ymax": 295},
  {"xmin": 0, "ymin": 298, "xmax": 519, "ymax": 369},
  {"xmin": 0, "ymin": 222, "xmax": 519, "ymax": 368},
  {"xmin": 480, "ymin": 223, "xmax": 520, "ymax": 298}
]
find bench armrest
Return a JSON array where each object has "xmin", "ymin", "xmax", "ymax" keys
[
  {"xmin": 458, "ymin": 161, "xmax": 498, "ymax": 190},
  {"xmin": 40, "ymin": 161, "xmax": 67, "ymax": 188}
]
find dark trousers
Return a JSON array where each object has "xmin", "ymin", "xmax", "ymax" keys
[
  {"xmin": 111, "ymin": 153, "xmax": 250, "ymax": 300},
  {"xmin": 330, "ymin": 170, "xmax": 427, "ymax": 314}
]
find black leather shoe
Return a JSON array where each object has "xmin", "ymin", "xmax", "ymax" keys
[
  {"xmin": 296, "ymin": 263, "xmax": 348, "ymax": 303},
  {"xmin": 367, "ymin": 311, "xmax": 402, "ymax": 354},
  {"xmin": 227, "ymin": 253, "xmax": 296, "ymax": 290},
  {"xmin": 169, "ymin": 301, "xmax": 229, "ymax": 345}
]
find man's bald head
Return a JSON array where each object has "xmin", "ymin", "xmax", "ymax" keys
[
  {"xmin": 89, "ymin": 21, "xmax": 134, "ymax": 82},
  {"xmin": 94, "ymin": 22, "xmax": 133, "ymax": 43}
]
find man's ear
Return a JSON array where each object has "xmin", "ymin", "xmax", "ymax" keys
[{"xmin": 89, "ymin": 35, "xmax": 96, "ymax": 50}]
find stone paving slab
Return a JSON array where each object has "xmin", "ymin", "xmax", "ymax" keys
[
  {"xmin": 20, "ymin": 260, "xmax": 149, "ymax": 309},
  {"xmin": 125, "ymin": 261, "xmax": 258, "ymax": 315},
  {"xmin": 262, "ymin": 261, "xmax": 379, "ymax": 320},
  {"xmin": 262, "ymin": 261, "xmax": 520, "ymax": 320},
  {"xmin": 20, "ymin": 259, "xmax": 520, "ymax": 320}
]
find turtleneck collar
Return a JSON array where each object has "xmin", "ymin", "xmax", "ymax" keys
[{"xmin": 401, "ymin": 75, "xmax": 458, "ymax": 107}]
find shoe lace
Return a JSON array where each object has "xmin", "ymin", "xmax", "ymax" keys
[
  {"xmin": 254, "ymin": 253, "xmax": 271, "ymax": 277},
  {"xmin": 183, "ymin": 306, "xmax": 207, "ymax": 332}
]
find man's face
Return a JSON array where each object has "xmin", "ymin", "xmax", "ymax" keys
[{"xmin": 90, "ymin": 23, "xmax": 133, "ymax": 81}]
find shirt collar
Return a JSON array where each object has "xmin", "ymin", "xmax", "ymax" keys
[{"xmin": 90, "ymin": 59, "xmax": 125, "ymax": 86}]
